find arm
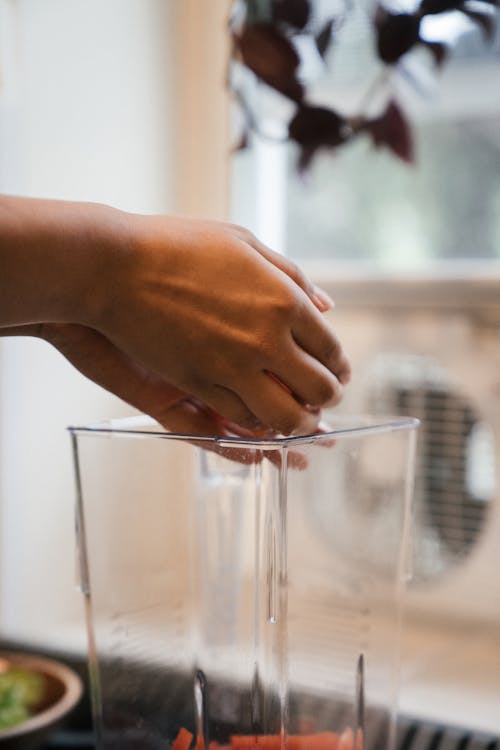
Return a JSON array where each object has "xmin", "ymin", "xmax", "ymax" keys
[
  {"xmin": 0, "ymin": 195, "xmax": 119, "ymax": 328},
  {"xmin": 0, "ymin": 195, "xmax": 350, "ymax": 436}
]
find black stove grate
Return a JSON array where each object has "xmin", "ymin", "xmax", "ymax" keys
[{"xmin": 396, "ymin": 720, "xmax": 498, "ymax": 750}]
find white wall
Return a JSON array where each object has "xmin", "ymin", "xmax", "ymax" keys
[
  {"xmin": 0, "ymin": 0, "xmax": 231, "ymax": 650},
  {"xmin": 0, "ymin": 0, "xmax": 179, "ymax": 210}
]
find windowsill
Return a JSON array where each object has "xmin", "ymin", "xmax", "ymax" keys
[{"xmin": 300, "ymin": 260, "xmax": 500, "ymax": 310}]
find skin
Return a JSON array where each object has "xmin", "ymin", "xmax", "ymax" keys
[{"xmin": 0, "ymin": 195, "xmax": 351, "ymax": 439}]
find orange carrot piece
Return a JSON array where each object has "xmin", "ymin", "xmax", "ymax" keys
[
  {"xmin": 184, "ymin": 728, "xmax": 346, "ymax": 750},
  {"xmin": 258, "ymin": 738, "xmax": 283, "ymax": 750},
  {"xmin": 173, "ymin": 728, "xmax": 194, "ymax": 750},
  {"xmin": 289, "ymin": 732, "xmax": 340, "ymax": 750},
  {"xmin": 229, "ymin": 732, "xmax": 340, "ymax": 750},
  {"xmin": 231, "ymin": 736, "xmax": 280, "ymax": 750},
  {"xmin": 230, "ymin": 738, "xmax": 258, "ymax": 749}
]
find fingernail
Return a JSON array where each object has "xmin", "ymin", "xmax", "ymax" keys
[{"xmin": 313, "ymin": 286, "xmax": 335, "ymax": 310}]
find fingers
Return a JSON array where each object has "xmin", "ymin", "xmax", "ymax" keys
[
  {"xmin": 291, "ymin": 304, "xmax": 352, "ymax": 386},
  {"xmin": 163, "ymin": 400, "xmax": 308, "ymax": 470},
  {"xmin": 228, "ymin": 223, "xmax": 334, "ymax": 313},
  {"xmin": 41, "ymin": 324, "xmax": 285, "ymax": 464},
  {"xmin": 267, "ymin": 347, "xmax": 344, "ymax": 409},
  {"xmin": 239, "ymin": 372, "xmax": 322, "ymax": 436},
  {"xmin": 225, "ymin": 222, "xmax": 349, "ymax": 391},
  {"xmin": 255, "ymin": 244, "xmax": 334, "ymax": 313},
  {"xmin": 193, "ymin": 383, "xmax": 265, "ymax": 432},
  {"xmin": 155, "ymin": 398, "xmax": 245, "ymax": 447},
  {"xmin": 195, "ymin": 370, "xmax": 321, "ymax": 437}
]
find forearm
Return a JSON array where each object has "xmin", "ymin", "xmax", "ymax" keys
[{"xmin": 0, "ymin": 195, "xmax": 127, "ymax": 328}]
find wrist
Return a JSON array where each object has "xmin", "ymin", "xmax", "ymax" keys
[
  {"xmin": 81, "ymin": 206, "xmax": 152, "ymax": 333},
  {"xmin": 68, "ymin": 201, "xmax": 132, "ymax": 329}
]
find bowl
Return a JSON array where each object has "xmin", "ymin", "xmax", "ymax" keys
[{"xmin": 0, "ymin": 651, "xmax": 83, "ymax": 749}]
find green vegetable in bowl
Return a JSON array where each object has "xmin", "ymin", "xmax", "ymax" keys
[{"xmin": 0, "ymin": 665, "xmax": 47, "ymax": 730}]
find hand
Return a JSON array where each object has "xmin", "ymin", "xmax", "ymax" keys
[
  {"xmin": 0, "ymin": 322, "xmax": 235, "ymax": 436},
  {"xmin": 87, "ymin": 215, "xmax": 351, "ymax": 436},
  {"xmin": 1, "ymin": 322, "xmax": 309, "ymax": 467},
  {"xmin": 0, "ymin": 196, "xmax": 351, "ymax": 436}
]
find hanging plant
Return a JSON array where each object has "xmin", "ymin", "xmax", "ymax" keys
[{"xmin": 229, "ymin": 0, "xmax": 498, "ymax": 172}]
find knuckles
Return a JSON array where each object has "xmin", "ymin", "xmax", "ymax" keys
[
  {"xmin": 320, "ymin": 339, "xmax": 342, "ymax": 366},
  {"xmin": 226, "ymin": 222, "xmax": 257, "ymax": 247},
  {"xmin": 284, "ymin": 260, "xmax": 308, "ymax": 292},
  {"xmin": 314, "ymin": 377, "xmax": 340, "ymax": 407},
  {"xmin": 268, "ymin": 287, "xmax": 301, "ymax": 320}
]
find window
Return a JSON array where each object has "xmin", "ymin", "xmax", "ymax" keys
[{"xmin": 231, "ymin": 3, "xmax": 500, "ymax": 268}]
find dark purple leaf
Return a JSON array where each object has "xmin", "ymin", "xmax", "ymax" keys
[
  {"xmin": 297, "ymin": 145, "xmax": 318, "ymax": 174},
  {"xmin": 288, "ymin": 105, "xmax": 349, "ymax": 150},
  {"xmin": 234, "ymin": 23, "xmax": 304, "ymax": 102},
  {"xmin": 421, "ymin": 39, "xmax": 448, "ymax": 65},
  {"xmin": 362, "ymin": 100, "xmax": 415, "ymax": 164},
  {"xmin": 375, "ymin": 7, "xmax": 421, "ymax": 63},
  {"xmin": 272, "ymin": 0, "xmax": 311, "ymax": 29},
  {"xmin": 316, "ymin": 19, "xmax": 335, "ymax": 57},
  {"xmin": 461, "ymin": 8, "xmax": 496, "ymax": 39},
  {"xmin": 232, "ymin": 131, "xmax": 250, "ymax": 152}
]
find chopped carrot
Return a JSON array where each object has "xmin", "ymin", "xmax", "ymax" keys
[
  {"xmin": 230, "ymin": 737, "xmax": 259, "ymax": 749},
  {"xmin": 289, "ymin": 732, "xmax": 340, "ymax": 750},
  {"xmin": 173, "ymin": 728, "xmax": 194, "ymax": 750},
  {"xmin": 231, "ymin": 735, "xmax": 280, "ymax": 750},
  {"xmin": 176, "ymin": 728, "xmax": 345, "ymax": 750},
  {"xmin": 249, "ymin": 738, "xmax": 278, "ymax": 750},
  {"xmin": 229, "ymin": 732, "xmax": 339, "ymax": 750}
]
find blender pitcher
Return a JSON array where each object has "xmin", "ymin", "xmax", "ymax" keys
[{"xmin": 69, "ymin": 413, "xmax": 418, "ymax": 750}]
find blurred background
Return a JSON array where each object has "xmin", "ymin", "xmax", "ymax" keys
[{"xmin": 0, "ymin": 0, "xmax": 499, "ymax": 743}]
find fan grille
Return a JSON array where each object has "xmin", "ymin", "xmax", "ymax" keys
[{"xmin": 366, "ymin": 353, "xmax": 495, "ymax": 582}]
